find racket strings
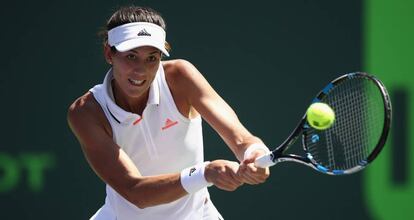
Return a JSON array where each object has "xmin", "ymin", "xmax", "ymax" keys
[{"xmin": 306, "ymin": 76, "xmax": 385, "ymax": 171}]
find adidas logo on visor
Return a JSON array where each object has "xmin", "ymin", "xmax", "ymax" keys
[{"xmin": 137, "ymin": 29, "xmax": 151, "ymax": 36}]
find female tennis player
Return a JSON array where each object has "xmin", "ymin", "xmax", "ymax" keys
[{"xmin": 67, "ymin": 5, "xmax": 270, "ymax": 220}]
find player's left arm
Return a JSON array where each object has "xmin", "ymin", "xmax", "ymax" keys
[{"xmin": 165, "ymin": 59, "xmax": 270, "ymax": 184}]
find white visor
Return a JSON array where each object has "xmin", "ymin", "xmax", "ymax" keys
[{"xmin": 108, "ymin": 22, "xmax": 169, "ymax": 56}]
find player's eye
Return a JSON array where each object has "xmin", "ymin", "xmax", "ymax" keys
[
  {"xmin": 126, "ymin": 54, "xmax": 136, "ymax": 60},
  {"xmin": 147, "ymin": 55, "xmax": 158, "ymax": 63}
]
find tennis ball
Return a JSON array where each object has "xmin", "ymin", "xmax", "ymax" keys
[{"xmin": 306, "ymin": 102, "xmax": 335, "ymax": 130}]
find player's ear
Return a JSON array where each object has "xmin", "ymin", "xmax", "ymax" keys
[{"xmin": 103, "ymin": 44, "xmax": 114, "ymax": 65}]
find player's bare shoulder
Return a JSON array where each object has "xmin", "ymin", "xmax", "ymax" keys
[
  {"xmin": 162, "ymin": 59, "xmax": 217, "ymax": 103},
  {"xmin": 162, "ymin": 59, "xmax": 204, "ymax": 118},
  {"xmin": 68, "ymin": 92, "xmax": 98, "ymax": 122},
  {"xmin": 163, "ymin": 59, "xmax": 201, "ymax": 83},
  {"xmin": 67, "ymin": 92, "xmax": 112, "ymax": 137}
]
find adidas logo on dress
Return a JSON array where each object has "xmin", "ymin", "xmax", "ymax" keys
[{"xmin": 162, "ymin": 118, "xmax": 178, "ymax": 130}]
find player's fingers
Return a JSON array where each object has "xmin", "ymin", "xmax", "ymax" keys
[
  {"xmin": 242, "ymin": 155, "xmax": 259, "ymax": 165},
  {"xmin": 227, "ymin": 169, "xmax": 244, "ymax": 186},
  {"xmin": 239, "ymin": 172, "xmax": 258, "ymax": 185},
  {"xmin": 215, "ymin": 183, "xmax": 235, "ymax": 191},
  {"xmin": 215, "ymin": 182, "xmax": 233, "ymax": 191},
  {"xmin": 243, "ymin": 160, "xmax": 270, "ymax": 182},
  {"xmin": 239, "ymin": 164, "xmax": 269, "ymax": 184},
  {"xmin": 226, "ymin": 161, "xmax": 240, "ymax": 173},
  {"xmin": 242, "ymin": 150, "xmax": 266, "ymax": 165},
  {"xmin": 225, "ymin": 161, "xmax": 243, "ymax": 185},
  {"xmin": 242, "ymin": 157, "xmax": 255, "ymax": 165},
  {"xmin": 214, "ymin": 168, "xmax": 243, "ymax": 190},
  {"xmin": 249, "ymin": 166, "xmax": 270, "ymax": 183},
  {"xmin": 215, "ymin": 177, "xmax": 241, "ymax": 191},
  {"xmin": 237, "ymin": 164, "xmax": 259, "ymax": 185},
  {"xmin": 219, "ymin": 175, "xmax": 242, "ymax": 188}
]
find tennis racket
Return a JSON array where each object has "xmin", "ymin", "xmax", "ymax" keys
[{"xmin": 255, "ymin": 72, "xmax": 392, "ymax": 175}]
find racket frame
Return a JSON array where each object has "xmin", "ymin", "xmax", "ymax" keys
[{"xmin": 262, "ymin": 72, "xmax": 392, "ymax": 175}]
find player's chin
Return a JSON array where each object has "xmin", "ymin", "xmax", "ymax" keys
[{"xmin": 125, "ymin": 86, "xmax": 149, "ymax": 97}]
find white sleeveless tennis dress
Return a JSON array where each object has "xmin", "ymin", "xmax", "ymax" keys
[{"xmin": 88, "ymin": 64, "xmax": 223, "ymax": 220}]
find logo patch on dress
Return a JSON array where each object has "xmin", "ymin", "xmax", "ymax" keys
[{"xmin": 162, "ymin": 118, "xmax": 178, "ymax": 130}]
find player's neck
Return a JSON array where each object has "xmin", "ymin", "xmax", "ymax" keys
[{"xmin": 112, "ymin": 82, "xmax": 148, "ymax": 115}]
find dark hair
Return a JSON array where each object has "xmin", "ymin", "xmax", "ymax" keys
[{"xmin": 99, "ymin": 6, "xmax": 171, "ymax": 53}]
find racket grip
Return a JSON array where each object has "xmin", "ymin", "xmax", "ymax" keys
[{"xmin": 255, "ymin": 152, "xmax": 276, "ymax": 168}]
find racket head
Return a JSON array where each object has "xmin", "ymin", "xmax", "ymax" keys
[{"xmin": 302, "ymin": 72, "xmax": 392, "ymax": 175}]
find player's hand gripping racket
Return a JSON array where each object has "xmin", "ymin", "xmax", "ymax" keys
[{"xmin": 256, "ymin": 72, "xmax": 392, "ymax": 175}]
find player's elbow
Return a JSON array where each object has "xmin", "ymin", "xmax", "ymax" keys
[
  {"xmin": 121, "ymin": 186, "xmax": 153, "ymax": 209},
  {"xmin": 121, "ymin": 191, "xmax": 146, "ymax": 209},
  {"xmin": 128, "ymin": 196, "xmax": 150, "ymax": 209}
]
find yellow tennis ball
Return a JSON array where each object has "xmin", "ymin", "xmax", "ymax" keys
[{"xmin": 306, "ymin": 102, "xmax": 335, "ymax": 130}]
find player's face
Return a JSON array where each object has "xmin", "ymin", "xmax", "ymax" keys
[{"xmin": 108, "ymin": 46, "xmax": 162, "ymax": 100}]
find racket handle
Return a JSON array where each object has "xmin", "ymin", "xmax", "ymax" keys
[{"xmin": 255, "ymin": 152, "xmax": 276, "ymax": 168}]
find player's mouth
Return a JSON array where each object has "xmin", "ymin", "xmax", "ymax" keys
[{"xmin": 128, "ymin": 78, "xmax": 146, "ymax": 86}]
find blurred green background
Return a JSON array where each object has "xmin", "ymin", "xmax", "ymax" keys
[{"xmin": 0, "ymin": 0, "xmax": 412, "ymax": 219}]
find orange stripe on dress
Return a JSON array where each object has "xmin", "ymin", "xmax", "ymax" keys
[{"xmin": 133, "ymin": 117, "xmax": 143, "ymax": 125}]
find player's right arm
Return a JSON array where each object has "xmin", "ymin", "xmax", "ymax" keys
[{"xmin": 67, "ymin": 92, "xmax": 242, "ymax": 208}]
